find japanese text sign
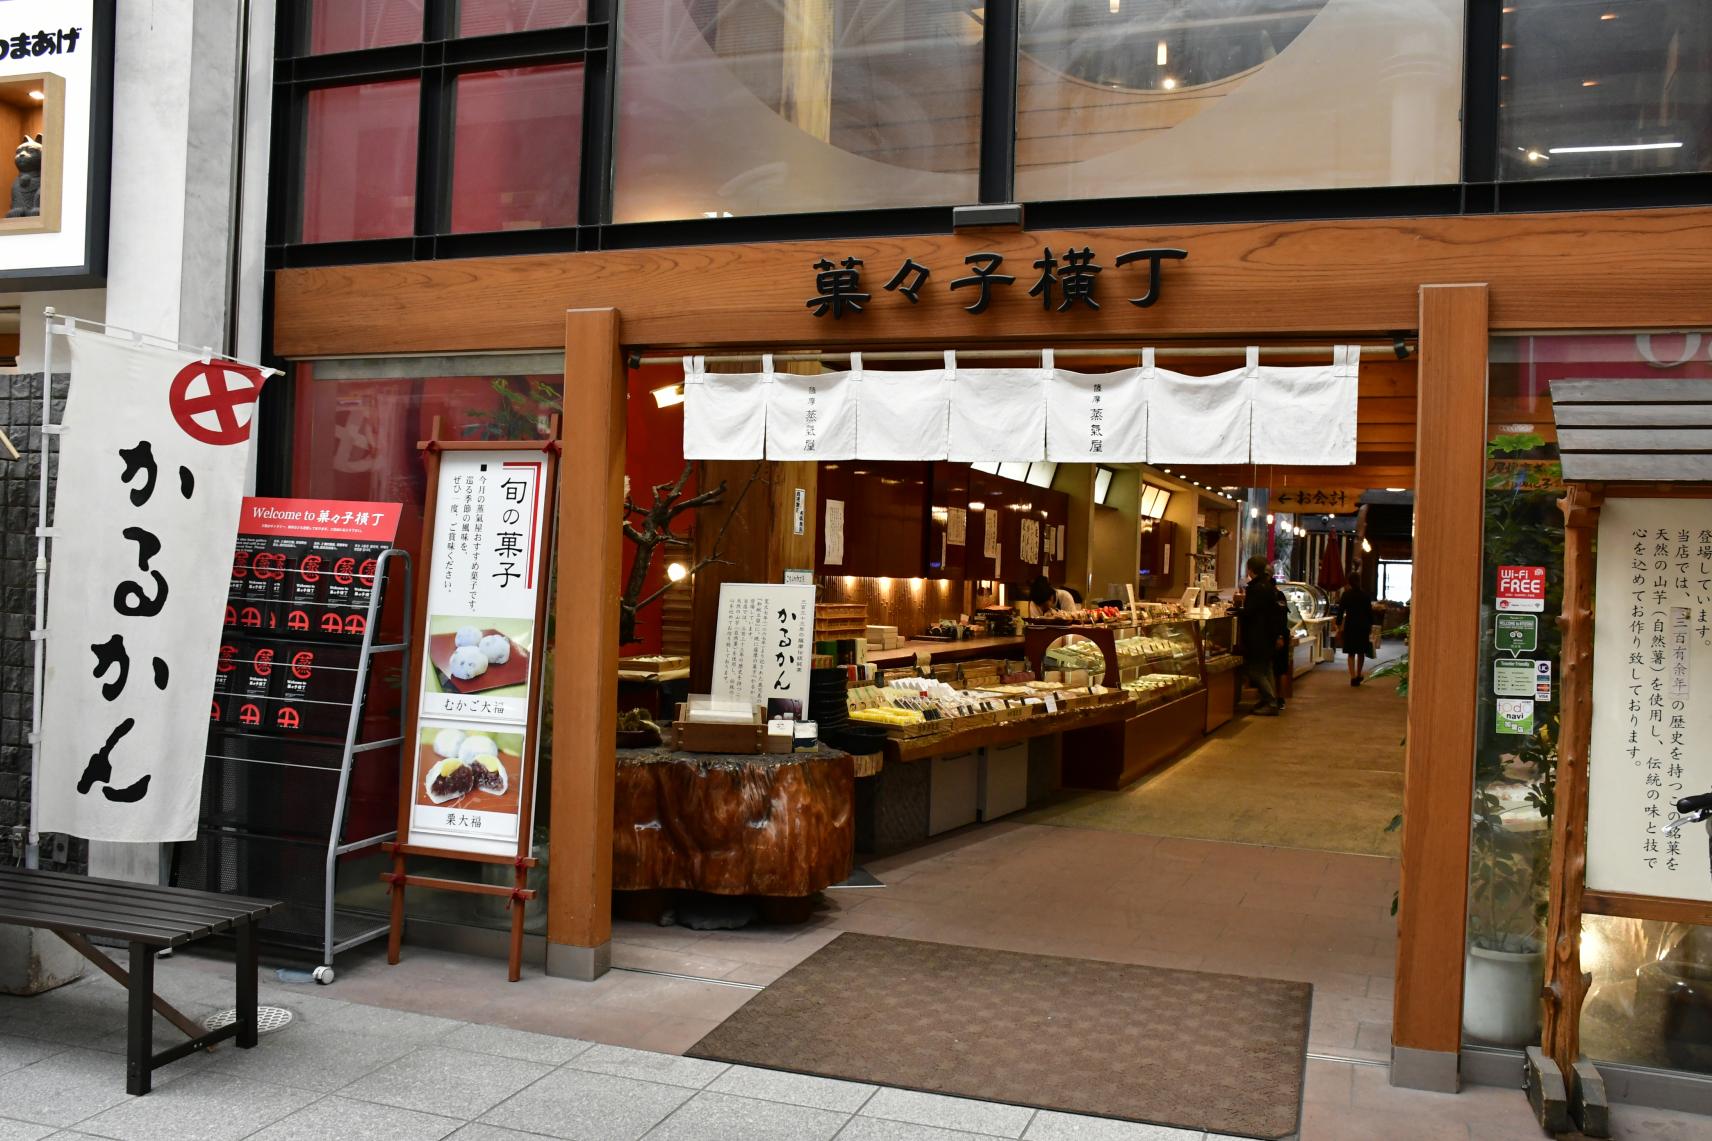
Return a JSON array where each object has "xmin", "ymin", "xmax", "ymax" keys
[
  {"xmin": 1496, "ymin": 566, "xmax": 1548, "ymax": 612},
  {"xmin": 407, "ymin": 447, "xmax": 555, "ymax": 859},
  {"xmin": 38, "ymin": 333, "xmax": 265, "ymax": 842},
  {"xmin": 710, "ymin": 583, "xmax": 816, "ymax": 721},
  {"xmin": 1587, "ymin": 498, "xmax": 1712, "ymax": 901}
]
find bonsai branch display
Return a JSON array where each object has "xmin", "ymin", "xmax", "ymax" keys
[{"xmin": 620, "ymin": 461, "xmax": 762, "ymax": 646}]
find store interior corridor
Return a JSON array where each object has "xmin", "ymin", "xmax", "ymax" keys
[{"xmin": 1022, "ymin": 641, "xmax": 1408, "ymax": 858}]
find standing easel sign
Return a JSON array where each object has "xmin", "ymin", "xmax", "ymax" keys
[{"xmin": 385, "ymin": 420, "xmax": 558, "ymax": 981}]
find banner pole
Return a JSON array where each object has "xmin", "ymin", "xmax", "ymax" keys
[{"xmin": 25, "ymin": 308, "xmax": 58, "ymax": 870}]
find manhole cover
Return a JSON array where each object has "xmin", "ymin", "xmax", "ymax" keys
[{"xmin": 202, "ymin": 1006, "xmax": 294, "ymax": 1035}]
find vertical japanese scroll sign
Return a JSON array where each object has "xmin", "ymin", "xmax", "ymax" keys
[
  {"xmin": 384, "ymin": 420, "xmax": 560, "ymax": 982},
  {"xmin": 38, "ymin": 333, "xmax": 267, "ymax": 842}
]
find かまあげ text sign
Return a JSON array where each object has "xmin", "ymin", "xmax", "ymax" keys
[{"xmin": 38, "ymin": 333, "xmax": 265, "ymax": 842}]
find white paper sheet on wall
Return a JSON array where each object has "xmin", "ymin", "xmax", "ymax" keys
[
  {"xmin": 947, "ymin": 507, "xmax": 967, "ymax": 546},
  {"xmin": 824, "ymin": 499, "xmax": 845, "ymax": 566}
]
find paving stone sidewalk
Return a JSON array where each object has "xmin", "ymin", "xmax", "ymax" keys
[{"xmin": 0, "ymin": 957, "xmax": 1222, "ymax": 1141}]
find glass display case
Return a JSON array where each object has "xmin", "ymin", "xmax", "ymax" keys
[
  {"xmin": 1197, "ymin": 613, "xmax": 1242, "ymax": 675},
  {"xmin": 1281, "ymin": 581, "xmax": 1333, "ymax": 671},
  {"xmin": 1112, "ymin": 621, "xmax": 1205, "ymax": 709}
]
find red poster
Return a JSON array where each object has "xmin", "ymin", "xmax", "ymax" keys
[{"xmin": 1495, "ymin": 566, "xmax": 1547, "ymax": 613}]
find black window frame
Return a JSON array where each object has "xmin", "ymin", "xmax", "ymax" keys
[{"xmin": 266, "ymin": 0, "xmax": 1712, "ymax": 273}]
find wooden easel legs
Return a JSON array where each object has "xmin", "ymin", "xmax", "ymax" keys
[{"xmin": 1526, "ymin": 1047, "xmax": 1610, "ymax": 1138}]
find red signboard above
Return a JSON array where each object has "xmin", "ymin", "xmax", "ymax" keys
[{"xmin": 239, "ymin": 496, "xmax": 402, "ymax": 543}]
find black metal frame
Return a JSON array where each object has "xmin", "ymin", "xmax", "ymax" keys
[{"xmin": 264, "ymin": 1, "xmax": 1712, "ymax": 267}]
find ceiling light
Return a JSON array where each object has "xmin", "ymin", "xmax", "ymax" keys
[
  {"xmin": 1156, "ymin": 41, "xmax": 1168, "ymax": 66},
  {"xmin": 1385, "ymin": 487, "xmax": 1405, "ymax": 492},
  {"xmin": 1501, "ymin": 43, "xmax": 1513, "ymax": 50},
  {"xmin": 1581, "ymin": 80, "xmax": 1600, "ymax": 88},
  {"xmin": 1160, "ymin": 77, "xmax": 1178, "ymax": 91},
  {"xmin": 1549, "ymin": 141, "xmax": 1683, "ymax": 154},
  {"xmin": 1250, "ymin": 507, "xmax": 1260, "ymax": 519},
  {"xmin": 27, "ymin": 90, "xmax": 43, "ymax": 101},
  {"xmin": 1266, "ymin": 513, "xmax": 1275, "ymax": 525},
  {"xmin": 651, "ymin": 383, "xmax": 684, "ymax": 408},
  {"xmin": 1109, "ymin": 0, "xmax": 1120, "ymax": 11},
  {"xmin": 968, "ymin": 500, "xmax": 985, "ymax": 511},
  {"xmin": 666, "ymin": 562, "xmax": 688, "ymax": 582},
  {"xmin": 1526, "ymin": 150, "xmax": 1548, "ymax": 162},
  {"xmin": 1361, "ymin": 538, "xmax": 1373, "ymax": 554},
  {"xmin": 1600, "ymin": 12, "xmax": 1616, "ymax": 19}
]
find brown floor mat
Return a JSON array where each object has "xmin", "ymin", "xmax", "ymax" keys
[{"xmin": 689, "ymin": 932, "xmax": 1312, "ymax": 1139}]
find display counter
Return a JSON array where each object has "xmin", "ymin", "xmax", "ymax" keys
[{"xmin": 865, "ymin": 634, "xmax": 1024, "ymax": 669}]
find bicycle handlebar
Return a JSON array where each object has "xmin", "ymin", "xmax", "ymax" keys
[{"xmin": 1677, "ymin": 791, "xmax": 1712, "ymax": 815}]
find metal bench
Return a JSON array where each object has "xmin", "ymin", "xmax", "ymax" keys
[{"xmin": 0, "ymin": 866, "xmax": 281, "ymax": 1094}]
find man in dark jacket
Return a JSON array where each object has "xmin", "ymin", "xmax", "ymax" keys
[{"xmin": 1239, "ymin": 555, "xmax": 1287, "ymax": 715}]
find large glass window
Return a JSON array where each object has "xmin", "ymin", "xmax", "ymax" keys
[
  {"xmin": 1471, "ymin": 334, "xmax": 1712, "ymax": 1077},
  {"xmin": 449, "ymin": 64, "xmax": 585, "ymax": 233},
  {"xmin": 1015, "ymin": 0, "xmax": 1463, "ymax": 201},
  {"xmin": 308, "ymin": 0, "xmax": 424, "ymax": 55},
  {"xmin": 459, "ymin": 0, "xmax": 587, "ymax": 37},
  {"xmin": 612, "ymin": 0, "xmax": 984, "ymax": 222},
  {"xmin": 301, "ymin": 80, "xmax": 421, "ymax": 243},
  {"xmin": 1500, "ymin": 1, "xmax": 1712, "ymax": 181}
]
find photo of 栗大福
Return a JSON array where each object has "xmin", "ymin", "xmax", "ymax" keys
[{"xmin": 0, "ymin": 71, "xmax": 61, "ymax": 235}]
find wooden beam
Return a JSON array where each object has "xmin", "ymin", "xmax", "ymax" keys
[
  {"xmin": 1541, "ymin": 483, "xmax": 1603, "ymax": 1079},
  {"xmin": 548, "ymin": 308, "xmax": 625, "ymax": 975},
  {"xmin": 1581, "ymin": 888, "xmax": 1712, "ymax": 926},
  {"xmin": 1391, "ymin": 284, "xmax": 1489, "ymax": 1075},
  {"xmin": 273, "ymin": 208, "xmax": 1712, "ymax": 358}
]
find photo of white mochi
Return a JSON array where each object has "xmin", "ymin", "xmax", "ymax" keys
[
  {"xmin": 455, "ymin": 625, "xmax": 483, "ymax": 647},
  {"xmin": 478, "ymin": 634, "xmax": 511, "ymax": 665},
  {"xmin": 448, "ymin": 645, "xmax": 489, "ymax": 680},
  {"xmin": 432, "ymin": 727, "xmax": 465, "ymax": 758},
  {"xmin": 458, "ymin": 735, "xmax": 499, "ymax": 763}
]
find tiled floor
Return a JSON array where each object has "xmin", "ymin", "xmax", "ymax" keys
[{"xmin": 0, "ymin": 954, "xmax": 1705, "ymax": 1140}]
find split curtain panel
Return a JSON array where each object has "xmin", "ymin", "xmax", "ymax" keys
[{"xmin": 681, "ymin": 347, "xmax": 1360, "ymax": 466}]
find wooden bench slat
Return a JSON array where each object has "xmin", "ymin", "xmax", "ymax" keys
[
  {"xmin": 0, "ymin": 899, "xmax": 191, "ymax": 946},
  {"xmin": 1, "ymin": 868, "xmax": 279, "ymax": 917},
  {"xmin": 0, "ymin": 890, "xmax": 224, "ymax": 942},
  {"xmin": 0, "ymin": 876, "xmax": 273, "ymax": 927}
]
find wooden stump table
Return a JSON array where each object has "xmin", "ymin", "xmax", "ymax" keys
[{"xmin": 614, "ymin": 745, "xmax": 855, "ymax": 919}]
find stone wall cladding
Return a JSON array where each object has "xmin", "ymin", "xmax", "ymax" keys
[{"xmin": 1, "ymin": 373, "xmax": 85, "ymax": 873}]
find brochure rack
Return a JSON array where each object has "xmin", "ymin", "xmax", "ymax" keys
[{"xmin": 178, "ymin": 549, "xmax": 413, "ymax": 984}]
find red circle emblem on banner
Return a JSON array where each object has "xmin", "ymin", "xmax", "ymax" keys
[{"xmin": 169, "ymin": 361, "xmax": 266, "ymax": 446}]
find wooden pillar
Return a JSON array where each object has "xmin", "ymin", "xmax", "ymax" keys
[
  {"xmin": 547, "ymin": 308, "xmax": 625, "ymax": 980},
  {"xmin": 1540, "ymin": 483, "xmax": 1603, "ymax": 1074},
  {"xmin": 1390, "ymin": 283, "xmax": 1489, "ymax": 1091}
]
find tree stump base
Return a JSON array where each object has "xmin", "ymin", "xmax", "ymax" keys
[{"xmin": 614, "ymin": 746, "xmax": 855, "ymax": 909}]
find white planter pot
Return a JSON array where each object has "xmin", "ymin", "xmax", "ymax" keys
[{"xmin": 1463, "ymin": 941, "xmax": 1545, "ymax": 1047}]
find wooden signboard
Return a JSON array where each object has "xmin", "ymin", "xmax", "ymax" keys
[
  {"xmin": 1266, "ymin": 487, "xmax": 1364, "ymax": 515},
  {"xmin": 384, "ymin": 419, "xmax": 559, "ymax": 981}
]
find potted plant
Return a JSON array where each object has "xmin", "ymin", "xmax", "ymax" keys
[{"xmin": 1462, "ymin": 740, "xmax": 1555, "ymax": 1046}]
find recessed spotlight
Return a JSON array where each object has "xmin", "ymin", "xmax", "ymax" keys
[
  {"xmin": 1600, "ymin": 12, "xmax": 1617, "ymax": 20},
  {"xmin": 27, "ymin": 90, "xmax": 43, "ymax": 101},
  {"xmin": 1582, "ymin": 80, "xmax": 1600, "ymax": 88},
  {"xmin": 1160, "ymin": 77, "xmax": 1177, "ymax": 91}
]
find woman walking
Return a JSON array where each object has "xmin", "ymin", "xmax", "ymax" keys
[{"xmin": 1336, "ymin": 574, "xmax": 1376, "ymax": 686}]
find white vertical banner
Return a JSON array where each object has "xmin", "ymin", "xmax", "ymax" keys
[
  {"xmin": 853, "ymin": 352, "xmax": 951, "ymax": 460},
  {"xmin": 766, "ymin": 363, "xmax": 857, "ymax": 460},
  {"xmin": 947, "ymin": 355, "xmax": 1048, "ymax": 462},
  {"xmin": 1045, "ymin": 353, "xmax": 1149, "ymax": 463},
  {"xmin": 39, "ymin": 333, "xmax": 266, "ymax": 842},
  {"xmin": 683, "ymin": 355, "xmax": 767, "ymax": 460},
  {"xmin": 1588, "ymin": 498, "xmax": 1712, "ymax": 901},
  {"xmin": 1252, "ymin": 345, "xmax": 1359, "ymax": 465},
  {"xmin": 1147, "ymin": 348, "xmax": 1257, "ymax": 465}
]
